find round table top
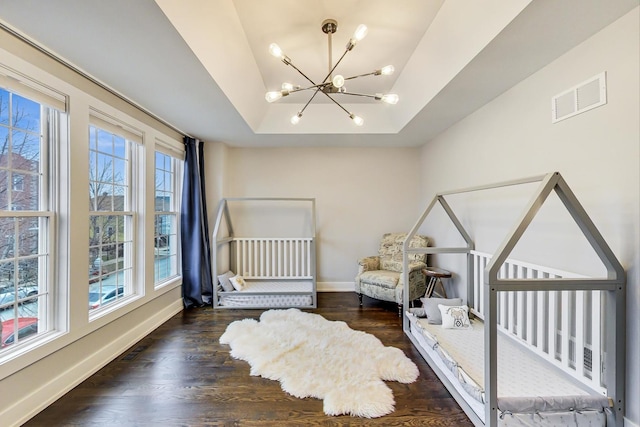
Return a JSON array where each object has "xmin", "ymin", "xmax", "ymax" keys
[{"xmin": 421, "ymin": 267, "xmax": 452, "ymax": 278}]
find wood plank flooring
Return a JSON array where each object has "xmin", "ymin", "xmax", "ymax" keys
[{"xmin": 24, "ymin": 293, "xmax": 472, "ymax": 426}]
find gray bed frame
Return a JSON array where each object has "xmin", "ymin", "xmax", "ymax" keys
[
  {"xmin": 402, "ymin": 171, "xmax": 625, "ymax": 426},
  {"xmin": 211, "ymin": 197, "xmax": 317, "ymax": 309}
]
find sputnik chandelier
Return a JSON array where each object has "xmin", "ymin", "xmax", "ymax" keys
[{"xmin": 265, "ymin": 19, "xmax": 398, "ymax": 126}]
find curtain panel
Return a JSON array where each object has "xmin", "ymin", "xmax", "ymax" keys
[{"xmin": 180, "ymin": 137, "xmax": 213, "ymax": 307}]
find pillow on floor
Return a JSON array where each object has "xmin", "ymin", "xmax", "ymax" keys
[
  {"xmin": 218, "ymin": 271, "xmax": 236, "ymax": 292},
  {"xmin": 420, "ymin": 297, "xmax": 463, "ymax": 324},
  {"xmin": 438, "ymin": 304, "xmax": 471, "ymax": 329}
]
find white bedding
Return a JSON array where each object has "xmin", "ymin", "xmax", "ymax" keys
[
  {"xmin": 408, "ymin": 313, "xmax": 610, "ymax": 425},
  {"xmin": 218, "ymin": 280, "xmax": 314, "ymax": 308}
]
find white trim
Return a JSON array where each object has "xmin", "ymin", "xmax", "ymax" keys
[
  {"xmin": 155, "ymin": 137, "xmax": 185, "ymax": 159},
  {"xmin": 625, "ymin": 417, "xmax": 640, "ymax": 427},
  {"xmin": 1, "ymin": 299, "xmax": 183, "ymax": 427},
  {"xmin": 0, "ymin": 63, "xmax": 67, "ymax": 111},
  {"xmin": 317, "ymin": 282, "xmax": 354, "ymax": 292},
  {"xmin": 89, "ymin": 108, "xmax": 144, "ymax": 144}
]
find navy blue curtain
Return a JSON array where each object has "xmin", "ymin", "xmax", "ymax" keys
[{"xmin": 180, "ymin": 137, "xmax": 213, "ymax": 308}]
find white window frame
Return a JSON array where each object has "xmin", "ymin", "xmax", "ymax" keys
[
  {"xmin": 153, "ymin": 140, "xmax": 183, "ymax": 287},
  {"xmin": 88, "ymin": 112, "xmax": 142, "ymax": 316},
  {"xmin": 0, "ymin": 79, "xmax": 63, "ymax": 354}
]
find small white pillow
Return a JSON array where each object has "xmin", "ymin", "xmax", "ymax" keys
[
  {"xmin": 438, "ymin": 304, "xmax": 471, "ymax": 329},
  {"xmin": 229, "ymin": 275, "xmax": 246, "ymax": 291},
  {"xmin": 217, "ymin": 271, "xmax": 235, "ymax": 292}
]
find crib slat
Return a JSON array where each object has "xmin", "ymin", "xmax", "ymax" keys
[
  {"xmin": 305, "ymin": 240, "xmax": 311, "ymax": 276},
  {"xmin": 516, "ymin": 266, "xmax": 525, "ymax": 339},
  {"xmin": 591, "ymin": 290, "xmax": 602, "ymax": 387},
  {"xmin": 575, "ymin": 290, "xmax": 585, "ymax": 376},
  {"xmin": 560, "ymin": 290, "xmax": 571, "ymax": 370},
  {"xmin": 549, "ymin": 289, "xmax": 558, "ymax": 360},
  {"xmin": 536, "ymin": 287, "xmax": 546, "ymax": 353},
  {"xmin": 526, "ymin": 269, "xmax": 536, "ymax": 345},
  {"xmin": 295, "ymin": 239, "xmax": 299, "ymax": 277}
]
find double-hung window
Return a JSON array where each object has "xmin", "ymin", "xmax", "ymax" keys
[
  {"xmin": 0, "ymin": 78, "xmax": 65, "ymax": 350},
  {"xmin": 154, "ymin": 145, "xmax": 182, "ymax": 285},
  {"xmin": 88, "ymin": 115, "xmax": 140, "ymax": 312}
]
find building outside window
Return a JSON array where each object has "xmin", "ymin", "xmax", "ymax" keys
[
  {"xmin": 154, "ymin": 149, "xmax": 181, "ymax": 285},
  {"xmin": 88, "ymin": 120, "xmax": 137, "ymax": 312},
  {"xmin": 0, "ymin": 86, "xmax": 58, "ymax": 350}
]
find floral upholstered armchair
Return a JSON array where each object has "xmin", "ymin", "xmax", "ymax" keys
[{"xmin": 355, "ymin": 232, "xmax": 429, "ymax": 316}]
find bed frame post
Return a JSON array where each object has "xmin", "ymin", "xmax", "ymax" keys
[
  {"xmin": 607, "ymin": 285, "xmax": 626, "ymax": 427},
  {"xmin": 484, "ymin": 283, "xmax": 498, "ymax": 427}
]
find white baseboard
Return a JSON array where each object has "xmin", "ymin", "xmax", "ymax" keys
[
  {"xmin": 317, "ymin": 281, "xmax": 354, "ymax": 292},
  {"xmin": 5, "ymin": 299, "xmax": 183, "ymax": 427},
  {"xmin": 626, "ymin": 417, "xmax": 639, "ymax": 427}
]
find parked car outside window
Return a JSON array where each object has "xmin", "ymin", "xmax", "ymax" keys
[
  {"xmin": 89, "ymin": 286, "xmax": 124, "ymax": 310},
  {"xmin": 1, "ymin": 317, "xmax": 38, "ymax": 347},
  {"xmin": 0, "ymin": 286, "xmax": 38, "ymax": 310}
]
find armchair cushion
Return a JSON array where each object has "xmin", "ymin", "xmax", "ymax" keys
[{"xmin": 358, "ymin": 270, "xmax": 399, "ymax": 289}]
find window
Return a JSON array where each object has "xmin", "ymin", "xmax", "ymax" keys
[
  {"xmin": 0, "ymin": 87, "xmax": 56, "ymax": 350},
  {"xmin": 12, "ymin": 174, "xmax": 24, "ymax": 192},
  {"xmin": 154, "ymin": 148, "xmax": 181, "ymax": 285},
  {"xmin": 88, "ymin": 119, "xmax": 138, "ymax": 312}
]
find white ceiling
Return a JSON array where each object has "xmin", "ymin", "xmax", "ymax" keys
[{"xmin": 0, "ymin": 0, "xmax": 637, "ymax": 147}]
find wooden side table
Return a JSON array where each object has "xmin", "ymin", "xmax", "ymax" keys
[{"xmin": 422, "ymin": 267, "xmax": 451, "ymax": 298}]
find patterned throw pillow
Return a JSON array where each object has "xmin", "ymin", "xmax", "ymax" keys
[
  {"xmin": 229, "ymin": 275, "xmax": 247, "ymax": 291},
  {"xmin": 438, "ymin": 304, "xmax": 471, "ymax": 329},
  {"xmin": 420, "ymin": 297, "xmax": 463, "ymax": 324}
]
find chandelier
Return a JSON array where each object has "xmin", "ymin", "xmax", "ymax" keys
[{"xmin": 264, "ymin": 19, "xmax": 398, "ymax": 126}]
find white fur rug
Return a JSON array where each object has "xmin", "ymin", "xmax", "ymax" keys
[{"xmin": 219, "ymin": 308, "xmax": 419, "ymax": 418}]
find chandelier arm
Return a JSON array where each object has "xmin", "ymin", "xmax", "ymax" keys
[
  {"xmin": 299, "ymin": 88, "xmax": 322, "ymax": 114},
  {"xmin": 321, "ymin": 48, "xmax": 350, "ymax": 84},
  {"xmin": 290, "ymin": 83, "xmax": 331, "ymax": 94},
  {"xmin": 285, "ymin": 61, "xmax": 319, "ymax": 87},
  {"xmin": 321, "ymin": 92, "xmax": 352, "ymax": 116},
  {"xmin": 343, "ymin": 71, "xmax": 378, "ymax": 81},
  {"xmin": 339, "ymin": 92, "xmax": 378, "ymax": 99}
]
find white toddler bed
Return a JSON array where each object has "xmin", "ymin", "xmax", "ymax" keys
[
  {"xmin": 212, "ymin": 198, "xmax": 317, "ymax": 309},
  {"xmin": 402, "ymin": 173, "xmax": 625, "ymax": 426}
]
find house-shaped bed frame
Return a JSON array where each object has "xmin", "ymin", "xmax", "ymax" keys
[
  {"xmin": 211, "ymin": 197, "xmax": 317, "ymax": 309},
  {"xmin": 402, "ymin": 171, "xmax": 625, "ymax": 426}
]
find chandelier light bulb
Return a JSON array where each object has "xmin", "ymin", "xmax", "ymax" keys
[
  {"xmin": 282, "ymin": 82, "xmax": 294, "ymax": 91},
  {"xmin": 353, "ymin": 24, "xmax": 368, "ymax": 42},
  {"xmin": 350, "ymin": 114, "xmax": 364, "ymax": 126},
  {"xmin": 381, "ymin": 94, "xmax": 399, "ymax": 104},
  {"xmin": 380, "ymin": 65, "xmax": 395, "ymax": 76},
  {"xmin": 291, "ymin": 112, "xmax": 302, "ymax": 125},
  {"xmin": 269, "ymin": 43, "xmax": 284, "ymax": 59},
  {"xmin": 332, "ymin": 74, "xmax": 345, "ymax": 89},
  {"xmin": 265, "ymin": 91, "xmax": 283, "ymax": 103}
]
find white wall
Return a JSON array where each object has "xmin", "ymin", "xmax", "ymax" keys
[
  {"xmin": 417, "ymin": 9, "xmax": 639, "ymax": 426},
  {"xmin": 208, "ymin": 146, "xmax": 423, "ymax": 289}
]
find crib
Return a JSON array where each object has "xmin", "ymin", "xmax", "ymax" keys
[
  {"xmin": 402, "ymin": 172, "xmax": 625, "ymax": 426},
  {"xmin": 211, "ymin": 198, "xmax": 317, "ymax": 309}
]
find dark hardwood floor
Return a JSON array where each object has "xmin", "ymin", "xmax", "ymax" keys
[{"xmin": 24, "ymin": 293, "xmax": 472, "ymax": 426}]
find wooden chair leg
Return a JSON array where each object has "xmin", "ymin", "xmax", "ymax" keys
[{"xmin": 398, "ymin": 304, "xmax": 402, "ymax": 317}]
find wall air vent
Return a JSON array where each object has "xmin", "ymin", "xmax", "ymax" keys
[{"xmin": 552, "ymin": 72, "xmax": 607, "ymax": 123}]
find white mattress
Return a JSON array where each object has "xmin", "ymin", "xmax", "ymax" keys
[
  {"xmin": 408, "ymin": 314, "xmax": 610, "ymax": 424},
  {"xmin": 218, "ymin": 281, "xmax": 314, "ymax": 308}
]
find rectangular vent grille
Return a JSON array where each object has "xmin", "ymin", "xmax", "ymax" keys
[{"xmin": 552, "ymin": 72, "xmax": 607, "ymax": 123}]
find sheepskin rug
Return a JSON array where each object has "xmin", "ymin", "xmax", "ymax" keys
[{"xmin": 219, "ymin": 308, "xmax": 419, "ymax": 418}]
